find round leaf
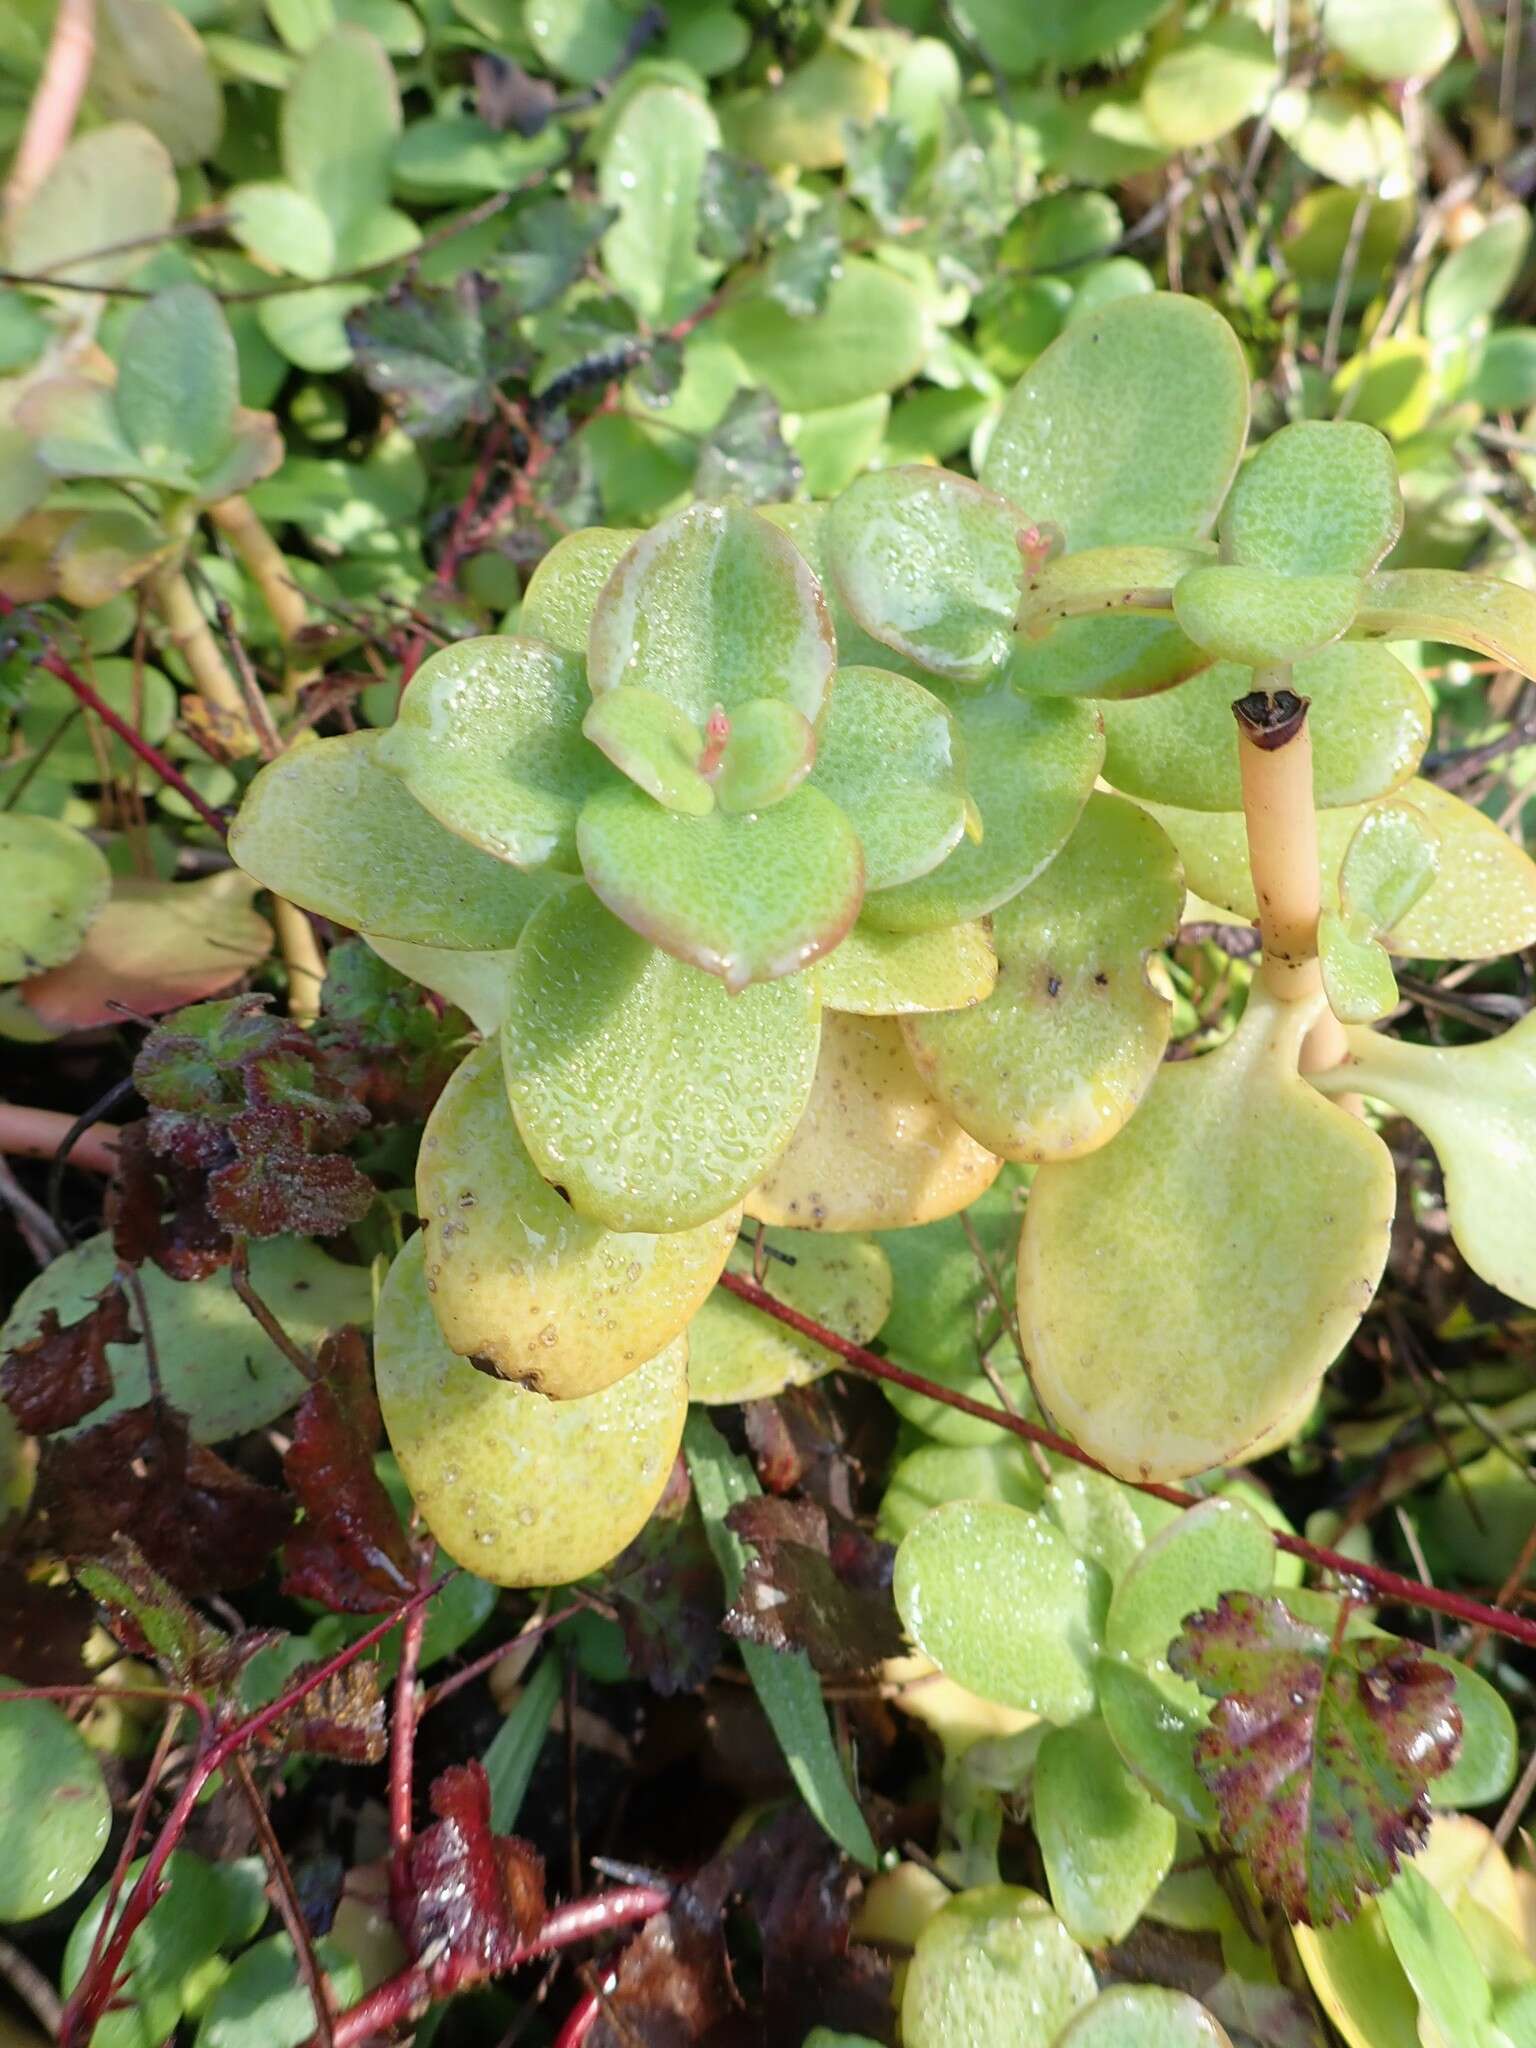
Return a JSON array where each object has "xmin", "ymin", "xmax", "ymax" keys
[
  {"xmin": 1021, "ymin": 989, "xmax": 1396, "ymax": 1481},
  {"xmin": 20, "ymin": 655, "xmax": 177, "ymax": 782},
  {"xmin": 599, "ymin": 86, "xmax": 721, "ymax": 327},
  {"xmin": 878, "ymin": 1438, "xmax": 1045, "ymax": 1546},
  {"xmin": 1222, "ymin": 421, "xmax": 1403, "ymax": 580},
  {"xmin": 375, "ymin": 1235, "xmax": 688, "ymax": 1587},
  {"xmin": 0, "ymin": 815, "xmax": 109, "ymax": 983},
  {"xmin": 226, "ymin": 181, "xmax": 336, "ymax": 281},
  {"xmin": 1043, "ymin": 1467, "xmax": 1147, "ymax": 1587},
  {"xmin": 1173, "ymin": 565, "xmax": 1362, "ymax": 667},
  {"xmin": 93, "ymin": 0, "xmax": 224, "ymax": 162},
  {"xmin": 520, "ymin": 526, "xmax": 638, "ymax": 658},
  {"xmin": 1105, "ymin": 1497, "xmax": 1277, "ymax": 1665},
  {"xmin": 582, "ymin": 687, "xmax": 713, "ymax": 816},
  {"xmin": 417, "ymin": 1039, "xmax": 738, "ymax": 1398},
  {"xmin": 810, "ymin": 666, "xmax": 969, "ymax": 891},
  {"xmin": 1272, "ymin": 86, "xmax": 1410, "ymax": 192},
  {"xmin": 193, "ymin": 1933, "xmax": 362, "ymax": 2048},
  {"xmin": 905, "ymin": 794, "xmax": 1181, "ymax": 1161},
  {"xmin": 281, "ymin": 26, "xmax": 399, "ymax": 234},
  {"xmin": 1034, "ymin": 1718, "xmax": 1179, "ymax": 1943},
  {"xmin": 62, "ymin": 1851, "xmax": 249, "ymax": 2048},
  {"xmin": 1143, "ymin": 18, "xmax": 1277, "ymax": 149},
  {"xmin": 365, "ymin": 936, "xmax": 517, "ymax": 1035},
  {"xmin": 6, "ymin": 123, "xmax": 177, "ymax": 290},
  {"xmin": 901, "ymin": 1884, "xmax": 1098, "ymax": 2048},
  {"xmin": 714, "ymin": 258, "xmax": 929, "ymax": 412},
  {"xmin": 894, "ymin": 1500, "xmax": 1106, "ymax": 1719},
  {"xmin": 819, "ymin": 918, "xmax": 998, "ymax": 1017},
  {"xmin": 502, "ymin": 884, "xmax": 821, "ymax": 1231},
  {"xmin": 0, "ymin": 1680, "xmax": 109, "ymax": 1920},
  {"xmin": 1058, "ymin": 1986, "xmax": 1234, "ymax": 2045},
  {"xmin": 1323, "ymin": 0, "xmax": 1459, "ymax": 77},
  {"xmin": 713, "ymin": 699, "xmax": 817, "ymax": 815},
  {"xmin": 687, "ymin": 1227, "xmax": 892, "ymax": 1403},
  {"xmin": 746, "ymin": 1011, "xmax": 1001, "ymax": 1232}
]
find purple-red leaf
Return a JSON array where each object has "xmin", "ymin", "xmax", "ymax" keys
[
  {"xmin": 1168, "ymin": 1592, "xmax": 1462, "ymax": 1927},
  {"xmin": 403, "ymin": 1762, "xmax": 546, "ymax": 1985},
  {"xmin": 1, "ymin": 1282, "xmax": 132, "ymax": 1433},
  {"xmin": 281, "ymin": 1328, "xmax": 414, "ymax": 1612},
  {"xmin": 107, "ymin": 1121, "xmax": 231, "ymax": 1279},
  {"xmin": 722, "ymin": 1496, "xmax": 902, "ymax": 1679},
  {"xmin": 209, "ymin": 1139, "xmax": 375, "ymax": 1240}
]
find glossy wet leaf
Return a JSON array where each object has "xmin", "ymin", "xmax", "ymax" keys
[
  {"xmin": 1101, "ymin": 643, "xmax": 1430, "ymax": 812},
  {"xmin": 379, "ymin": 635, "xmax": 602, "ymax": 870},
  {"xmin": 1021, "ymin": 989, "xmax": 1395, "ymax": 1481},
  {"xmin": 1319, "ymin": 802, "xmax": 1439, "ymax": 1025},
  {"xmin": 747, "ymin": 1011, "xmax": 1001, "ymax": 1232},
  {"xmin": 863, "ymin": 685, "xmax": 1102, "ymax": 931},
  {"xmin": 1058, "ymin": 1986, "xmax": 1235, "ymax": 2046},
  {"xmin": 1173, "ymin": 565, "xmax": 1362, "ymax": 667},
  {"xmin": 0, "ymin": 815, "xmax": 109, "ymax": 982},
  {"xmin": 599, "ymin": 85, "xmax": 721, "ymax": 327},
  {"xmin": 1142, "ymin": 18, "xmax": 1277, "ymax": 149},
  {"xmin": 825, "ymin": 466, "xmax": 1023, "ymax": 682},
  {"xmin": 878, "ymin": 1438, "xmax": 1046, "ymax": 1545},
  {"xmin": 1105, "ymin": 1498, "xmax": 1276, "ymax": 1667},
  {"xmin": 519, "ymin": 526, "xmax": 638, "ymax": 658},
  {"xmin": 687, "ymin": 1228, "xmax": 892, "ymax": 1403},
  {"xmin": 1034, "ymin": 1718, "xmax": 1178, "ymax": 1943},
  {"xmin": 375, "ymin": 1236, "xmax": 687, "ymax": 1587},
  {"xmin": 810, "ymin": 667, "xmax": 969, "ymax": 891},
  {"xmin": 1097, "ymin": 1655, "xmax": 1217, "ymax": 1827},
  {"xmin": 819, "ymin": 917, "xmax": 998, "ymax": 1017},
  {"xmin": 900, "ymin": 1884, "xmax": 1099, "ymax": 2048},
  {"xmin": 714, "ymin": 258, "xmax": 929, "ymax": 413},
  {"xmin": 577, "ymin": 781, "xmax": 862, "ymax": 990},
  {"xmin": 1316, "ymin": 1011, "xmax": 1536, "ymax": 1308},
  {"xmin": 231, "ymin": 732, "xmax": 562, "ymax": 949},
  {"xmin": 502, "ymin": 884, "xmax": 820, "ymax": 1232},
  {"xmin": 893, "ymin": 1499, "xmax": 1105, "ymax": 1719},
  {"xmin": 713, "ymin": 698, "xmax": 817, "ymax": 815},
  {"xmin": 905, "ymin": 794, "xmax": 1180, "ymax": 1162},
  {"xmin": 588, "ymin": 502, "xmax": 835, "ymax": 726},
  {"xmin": 1323, "ymin": 0, "xmax": 1459, "ymax": 78},
  {"xmin": 417, "ymin": 1039, "xmax": 737, "ymax": 1399},
  {"xmin": 3, "ymin": 1230, "xmax": 369, "ymax": 1440},
  {"xmin": 1350, "ymin": 569, "xmax": 1536, "ymax": 675},
  {"xmin": 1430, "ymin": 1654, "xmax": 1519, "ymax": 1808},
  {"xmin": 1223, "ymin": 422, "xmax": 1403, "ymax": 580},
  {"xmin": 582, "ymin": 687, "xmax": 712, "ymax": 816},
  {"xmin": 0, "ymin": 1679, "xmax": 110, "ymax": 1920},
  {"xmin": 981, "ymin": 294, "xmax": 1249, "ymax": 551},
  {"xmin": 1169, "ymin": 1591, "xmax": 1461, "ymax": 1926}
]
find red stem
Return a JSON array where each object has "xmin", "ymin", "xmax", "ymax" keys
[
  {"xmin": 387, "ymin": 1551, "xmax": 434, "ymax": 1933},
  {"xmin": 553, "ymin": 1989, "xmax": 602, "ymax": 2047},
  {"xmin": 717, "ymin": 1272, "xmax": 1536, "ymax": 1654}
]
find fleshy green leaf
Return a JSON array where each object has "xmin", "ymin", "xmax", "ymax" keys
[
  {"xmin": 862, "ymin": 685, "xmax": 1102, "ymax": 931},
  {"xmin": 1096, "ymin": 1655, "xmax": 1216, "ymax": 1827},
  {"xmin": 810, "ymin": 666, "xmax": 969, "ymax": 891},
  {"xmin": 1222, "ymin": 422, "xmax": 1403, "ymax": 580},
  {"xmin": 599, "ymin": 85, "xmax": 721, "ymax": 326},
  {"xmin": 116, "ymin": 283, "xmax": 239, "ymax": 479},
  {"xmin": 1057, "ymin": 1987, "xmax": 1236, "ymax": 2045},
  {"xmin": 588, "ymin": 502, "xmax": 835, "ymax": 726},
  {"xmin": 686, "ymin": 1227, "xmax": 892, "ymax": 1404},
  {"xmin": 900, "ymin": 1885, "xmax": 1098, "ymax": 2048},
  {"xmin": 192, "ymin": 1933, "xmax": 362, "ymax": 2048},
  {"xmin": 1101, "ymin": 642, "xmax": 1431, "ymax": 812},
  {"xmin": 582, "ymin": 688, "xmax": 713, "ymax": 816},
  {"xmin": 1142, "ymin": 17, "xmax": 1277, "ymax": 148},
  {"xmin": 904, "ymin": 794, "xmax": 1181, "ymax": 1161},
  {"xmin": 379, "ymin": 635, "xmax": 604, "ymax": 870},
  {"xmin": 519, "ymin": 525, "xmax": 638, "ymax": 658},
  {"xmin": 230, "ymin": 731, "xmax": 565, "ymax": 948},
  {"xmin": 0, "ymin": 1679, "xmax": 109, "ymax": 1920},
  {"xmin": 818, "ymin": 918, "xmax": 998, "ymax": 1016},
  {"xmin": 1173, "ymin": 566, "xmax": 1363, "ymax": 667},
  {"xmin": 416, "ymin": 1039, "xmax": 737, "ymax": 1398},
  {"xmin": 713, "ymin": 699, "xmax": 817, "ymax": 815},
  {"xmin": 893, "ymin": 1499, "xmax": 1106, "ymax": 1719},
  {"xmin": 0, "ymin": 815, "xmax": 110, "ymax": 983},
  {"xmin": 718, "ymin": 40, "xmax": 887, "ymax": 171},
  {"xmin": 577, "ymin": 781, "xmax": 863, "ymax": 990},
  {"xmin": 878, "ymin": 1439, "xmax": 1045, "ymax": 1546},
  {"xmin": 1013, "ymin": 543, "xmax": 1211, "ymax": 640},
  {"xmin": 1318, "ymin": 801, "xmax": 1438, "ymax": 1025},
  {"xmin": 364, "ymin": 936, "xmax": 517, "ymax": 1036},
  {"xmin": 1105, "ymin": 1498, "xmax": 1277, "ymax": 1667},
  {"xmin": 1349, "ymin": 568, "xmax": 1536, "ymax": 677},
  {"xmin": 1021, "ymin": 988, "xmax": 1395, "ymax": 1481},
  {"xmin": 1169, "ymin": 1591, "xmax": 1461, "ymax": 1926},
  {"xmin": 825, "ymin": 466, "xmax": 1023, "ymax": 682},
  {"xmin": 714, "ymin": 258, "xmax": 929, "ymax": 412},
  {"xmin": 1322, "ymin": 0, "xmax": 1459, "ymax": 78},
  {"xmin": 1034, "ymin": 1718, "xmax": 1178, "ymax": 1943},
  {"xmin": 502, "ymin": 884, "xmax": 821, "ymax": 1231},
  {"xmin": 281, "ymin": 26, "xmax": 400, "ymax": 234}
]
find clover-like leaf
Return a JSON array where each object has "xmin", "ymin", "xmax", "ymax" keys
[
  {"xmin": 577, "ymin": 781, "xmax": 862, "ymax": 990},
  {"xmin": 1034, "ymin": 1718, "xmax": 1179, "ymax": 1944},
  {"xmin": 1173, "ymin": 566, "xmax": 1363, "ymax": 667},
  {"xmin": 1021, "ymin": 987, "xmax": 1396, "ymax": 1481},
  {"xmin": 1350, "ymin": 568, "xmax": 1536, "ymax": 674},
  {"xmin": 231, "ymin": 732, "xmax": 564, "ymax": 950},
  {"xmin": 809, "ymin": 666, "xmax": 970, "ymax": 891},
  {"xmin": 1058, "ymin": 1987, "xmax": 1236, "ymax": 2046},
  {"xmin": 1143, "ymin": 777, "xmax": 1536, "ymax": 959},
  {"xmin": 862, "ymin": 684, "xmax": 1103, "ymax": 931},
  {"xmin": 519, "ymin": 526, "xmax": 639, "ymax": 658},
  {"xmin": 0, "ymin": 815, "xmax": 109, "ymax": 983},
  {"xmin": 687, "ymin": 1227, "xmax": 893, "ymax": 1404},
  {"xmin": 379, "ymin": 635, "xmax": 605, "ymax": 870},
  {"xmin": 819, "ymin": 918, "xmax": 998, "ymax": 1017},
  {"xmin": 375, "ymin": 1237, "xmax": 687, "ymax": 1588},
  {"xmin": 1318, "ymin": 802, "xmax": 1438, "ymax": 1025},
  {"xmin": 588, "ymin": 501, "xmax": 835, "ymax": 727},
  {"xmin": 417, "ymin": 1039, "xmax": 737, "ymax": 1398},
  {"xmin": 905, "ymin": 794, "xmax": 1181, "ymax": 1162},
  {"xmin": 747, "ymin": 1011, "xmax": 1001, "ymax": 1232},
  {"xmin": 1222, "ymin": 422, "xmax": 1403, "ymax": 580},
  {"xmin": 894, "ymin": 1499, "xmax": 1106, "ymax": 1720},
  {"xmin": 502, "ymin": 884, "xmax": 821, "ymax": 1232},
  {"xmin": 1101, "ymin": 642, "xmax": 1431, "ymax": 812},
  {"xmin": 901, "ymin": 1885, "xmax": 1098, "ymax": 2048},
  {"xmin": 713, "ymin": 699, "xmax": 818, "ymax": 814},
  {"xmin": 1315, "ymin": 1009, "xmax": 1536, "ymax": 1309},
  {"xmin": 824, "ymin": 466, "xmax": 1024, "ymax": 682},
  {"xmin": 1168, "ymin": 1591, "xmax": 1461, "ymax": 1926},
  {"xmin": 582, "ymin": 688, "xmax": 714, "ymax": 817}
]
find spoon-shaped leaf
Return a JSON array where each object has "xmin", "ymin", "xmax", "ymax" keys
[
  {"xmin": 1319, "ymin": 802, "xmax": 1438, "ymax": 1025},
  {"xmin": 417, "ymin": 1039, "xmax": 738, "ymax": 1398},
  {"xmin": 375, "ymin": 1236, "xmax": 688, "ymax": 1587},
  {"xmin": 900, "ymin": 1885, "xmax": 1099, "ymax": 2048},
  {"xmin": 713, "ymin": 699, "xmax": 817, "ymax": 814},
  {"xmin": 687, "ymin": 1227, "xmax": 892, "ymax": 1403},
  {"xmin": 502, "ymin": 885, "xmax": 820, "ymax": 1232},
  {"xmin": 0, "ymin": 1681, "xmax": 110, "ymax": 1920},
  {"xmin": 905, "ymin": 794, "xmax": 1181, "ymax": 1161},
  {"xmin": 1142, "ymin": 777, "xmax": 1536, "ymax": 959},
  {"xmin": 231, "ymin": 731, "xmax": 562, "ymax": 948},
  {"xmin": 1021, "ymin": 988, "xmax": 1396, "ymax": 1480},
  {"xmin": 1315, "ymin": 1012, "xmax": 1536, "ymax": 1308},
  {"xmin": 0, "ymin": 815, "xmax": 110, "ymax": 982},
  {"xmin": 1057, "ymin": 1987, "xmax": 1234, "ymax": 2045},
  {"xmin": 1102, "ymin": 643, "xmax": 1430, "ymax": 811},
  {"xmin": 980, "ymin": 293, "xmax": 1250, "ymax": 549},
  {"xmin": 1350, "ymin": 568, "xmax": 1536, "ymax": 675},
  {"xmin": 1222, "ymin": 420, "xmax": 1403, "ymax": 579},
  {"xmin": 824, "ymin": 465, "xmax": 1023, "ymax": 681},
  {"xmin": 378, "ymin": 635, "xmax": 604, "ymax": 870},
  {"xmin": 520, "ymin": 526, "xmax": 638, "ymax": 657},
  {"xmin": 582, "ymin": 687, "xmax": 712, "ymax": 816},
  {"xmin": 894, "ymin": 1499, "xmax": 1107, "ymax": 1719},
  {"xmin": 862, "ymin": 684, "xmax": 1103, "ymax": 931},
  {"xmin": 819, "ymin": 917, "xmax": 998, "ymax": 1016},
  {"xmin": 587, "ymin": 501, "xmax": 835, "ymax": 725},
  {"xmin": 1173, "ymin": 565, "xmax": 1362, "ymax": 667},
  {"xmin": 746, "ymin": 1011, "xmax": 1001, "ymax": 1231},
  {"xmin": 809, "ymin": 665, "xmax": 970, "ymax": 890},
  {"xmin": 1034, "ymin": 1719, "xmax": 1178, "ymax": 1943},
  {"xmin": 577, "ymin": 780, "xmax": 863, "ymax": 990}
]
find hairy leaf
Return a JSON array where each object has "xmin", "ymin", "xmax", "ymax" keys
[
  {"xmin": 403, "ymin": 1761, "xmax": 546, "ymax": 1984},
  {"xmin": 281, "ymin": 1329, "xmax": 414, "ymax": 1612},
  {"xmin": 1, "ymin": 1283, "xmax": 132, "ymax": 1434},
  {"xmin": 255, "ymin": 1659, "xmax": 388, "ymax": 1765},
  {"xmin": 315, "ymin": 938, "xmax": 470, "ymax": 1123},
  {"xmin": 76, "ymin": 1534, "xmax": 273, "ymax": 1693}
]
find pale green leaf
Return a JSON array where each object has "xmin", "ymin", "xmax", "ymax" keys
[
  {"xmin": 599, "ymin": 85, "xmax": 722, "ymax": 327},
  {"xmin": 1222, "ymin": 421, "xmax": 1402, "ymax": 579},
  {"xmin": 687, "ymin": 1227, "xmax": 891, "ymax": 1404},
  {"xmin": 810, "ymin": 666, "xmax": 969, "ymax": 891},
  {"xmin": 0, "ymin": 815, "xmax": 109, "ymax": 982},
  {"xmin": 1034, "ymin": 1719, "xmax": 1178, "ymax": 1943},
  {"xmin": 901, "ymin": 1884, "xmax": 1099, "ymax": 2048},
  {"xmin": 281, "ymin": 26, "xmax": 400, "ymax": 234}
]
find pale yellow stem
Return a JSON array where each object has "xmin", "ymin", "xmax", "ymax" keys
[
  {"xmin": 273, "ymin": 899, "xmax": 325, "ymax": 1024},
  {"xmin": 150, "ymin": 565, "xmax": 260, "ymax": 756},
  {"xmin": 207, "ymin": 497, "xmax": 318, "ymax": 692},
  {"xmin": 3, "ymin": 0, "xmax": 95, "ymax": 223}
]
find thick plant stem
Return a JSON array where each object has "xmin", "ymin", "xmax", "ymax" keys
[
  {"xmin": 274, "ymin": 899, "xmax": 325, "ymax": 1023},
  {"xmin": 1232, "ymin": 675, "xmax": 1348, "ymax": 1075},
  {"xmin": 208, "ymin": 496, "xmax": 317, "ymax": 690},
  {"xmin": 3, "ymin": 0, "xmax": 94, "ymax": 222},
  {"xmin": 150, "ymin": 565, "xmax": 260, "ymax": 755}
]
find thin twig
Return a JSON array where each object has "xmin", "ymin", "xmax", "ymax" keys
[
  {"xmin": 229, "ymin": 1238, "xmax": 318, "ymax": 1383},
  {"xmin": 230, "ymin": 1754, "xmax": 337, "ymax": 2048},
  {"xmin": 0, "ymin": 1149, "xmax": 65, "ymax": 1264},
  {"xmin": 0, "ymin": 1931, "xmax": 64, "ymax": 2036}
]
